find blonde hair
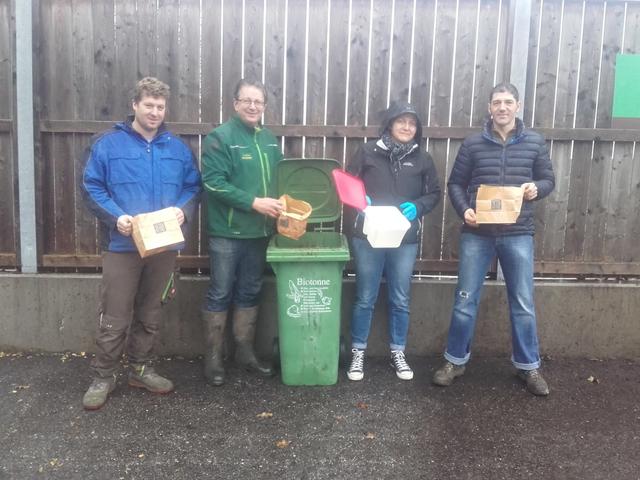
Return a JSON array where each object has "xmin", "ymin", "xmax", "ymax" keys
[{"xmin": 133, "ymin": 77, "xmax": 170, "ymax": 102}]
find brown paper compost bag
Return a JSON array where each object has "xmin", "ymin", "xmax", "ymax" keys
[
  {"xmin": 131, "ymin": 207, "xmax": 185, "ymax": 258},
  {"xmin": 277, "ymin": 194, "xmax": 312, "ymax": 240},
  {"xmin": 475, "ymin": 185, "xmax": 525, "ymax": 224}
]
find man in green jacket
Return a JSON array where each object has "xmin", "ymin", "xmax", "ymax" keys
[{"xmin": 201, "ymin": 79, "xmax": 283, "ymax": 386}]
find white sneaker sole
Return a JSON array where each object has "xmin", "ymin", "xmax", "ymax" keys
[
  {"xmin": 396, "ymin": 370, "xmax": 414, "ymax": 380},
  {"xmin": 347, "ymin": 371, "xmax": 364, "ymax": 381}
]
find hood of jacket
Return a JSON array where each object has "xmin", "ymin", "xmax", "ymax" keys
[{"xmin": 378, "ymin": 102, "xmax": 423, "ymax": 147}]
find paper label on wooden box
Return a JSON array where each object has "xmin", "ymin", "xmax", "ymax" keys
[
  {"xmin": 475, "ymin": 185, "xmax": 525, "ymax": 224},
  {"xmin": 131, "ymin": 208, "xmax": 185, "ymax": 258}
]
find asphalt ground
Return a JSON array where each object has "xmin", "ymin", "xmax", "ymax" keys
[{"xmin": 0, "ymin": 353, "xmax": 639, "ymax": 480}]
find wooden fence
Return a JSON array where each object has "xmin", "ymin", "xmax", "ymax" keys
[{"xmin": 1, "ymin": 0, "xmax": 640, "ymax": 276}]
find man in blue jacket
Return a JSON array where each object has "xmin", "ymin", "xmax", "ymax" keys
[
  {"xmin": 432, "ymin": 83, "xmax": 555, "ymax": 396},
  {"xmin": 81, "ymin": 77, "xmax": 201, "ymax": 410}
]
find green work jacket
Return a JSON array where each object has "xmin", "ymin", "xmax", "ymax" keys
[{"xmin": 202, "ymin": 115, "xmax": 282, "ymax": 238}]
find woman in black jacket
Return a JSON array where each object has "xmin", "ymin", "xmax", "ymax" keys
[{"xmin": 346, "ymin": 102, "xmax": 441, "ymax": 381}]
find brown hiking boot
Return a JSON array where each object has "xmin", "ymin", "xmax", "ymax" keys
[
  {"xmin": 128, "ymin": 365, "xmax": 174, "ymax": 393},
  {"xmin": 432, "ymin": 361, "xmax": 466, "ymax": 386},
  {"xmin": 82, "ymin": 375, "xmax": 116, "ymax": 410},
  {"xmin": 517, "ymin": 369, "xmax": 550, "ymax": 396}
]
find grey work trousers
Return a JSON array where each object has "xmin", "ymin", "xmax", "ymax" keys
[{"xmin": 90, "ymin": 250, "xmax": 177, "ymax": 378}]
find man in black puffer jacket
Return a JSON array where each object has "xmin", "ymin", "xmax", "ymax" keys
[{"xmin": 432, "ymin": 83, "xmax": 555, "ymax": 396}]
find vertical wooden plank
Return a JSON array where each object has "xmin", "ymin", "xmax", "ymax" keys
[
  {"xmin": 563, "ymin": 141, "xmax": 591, "ymax": 262},
  {"xmin": 564, "ymin": 2, "xmax": 605, "ymax": 262},
  {"xmin": 522, "ymin": 0, "xmax": 541, "ymax": 126},
  {"xmin": 409, "ymin": 0, "xmax": 435, "ymax": 126},
  {"xmin": 41, "ymin": 1, "xmax": 75, "ymax": 256},
  {"xmin": 304, "ymin": 0, "xmax": 329, "ymax": 159},
  {"xmin": 113, "ymin": 0, "xmax": 139, "ymax": 118},
  {"xmin": 427, "ymin": 1, "xmax": 456, "ymax": 265},
  {"xmin": 429, "ymin": 0, "xmax": 456, "ymax": 127},
  {"xmin": 472, "ymin": 0, "xmax": 501, "ymax": 127},
  {"xmin": 72, "ymin": 0, "xmax": 99, "ymax": 256},
  {"xmin": 531, "ymin": 0, "xmax": 561, "ymax": 129},
  {"xmin": 625, "ymin": 143, "xmax": 640, "ymax": 262},
  {"xmin": 574, "ymin": 1, "xmax": 604, "ymax": 129},
  {"xmin": 181, "ymin": 135, "xmax": 202, "ymax": 256},
  {"xmin": 439, "ymin": 1, "xmax": 478, "ymax": 266},
  {"xmin": 324, "ymin": 0, "xmax": 349, "ymax": 164},
  {"xmin": 0, "ymin": 0, "xmax": 15, "ymax": 257},
  {"xmin": 221, "ymin": 0, "xmax": 244, "ymax": 121},
  {"xmin": 541, "ymin": 1, "xmax": 582, "ymax": 261},
  {"xmin": 583, "ymin": 141, "xmax": 613, "ymax": 262},
  {"xmin": 450, "ymin": 0, "xmax": 478, "ymax": 128},
  {"xmin": 623, "ymin": 1, "xmax": 640, "ymax": 54},
  {"xmin": 263, "ymin": 0, "xmax": 286, "ymax": 129},
  {"xmin": 595, "ymin": 2, "xmax": 624, "ymax": 128},
  {"xmin": 604, "ymin": 142, "xmax": 635, "ymax": 261},
  {"xmin": 200, "ymin": 1, "xmax": 222, "ymax": 257},
  {"xmin": 388, "ymin": 0, "xmax": 413, "ymax": 104},
  {"xmin": 176, "ymin": 0, "xmax": 200, "ymax": 122},
  {"xmin": 425, "ymin": 139, "xmax": 454, "ymax": 263},
  {"xmin": 244, "ymin": 0, "xmax": 265, "ymax": 82},
  {"xmin": 540, "ymin": 140, "xmax": 570, "ymax": 261},
  {"xmin": 201, "ymin": 0, "xmax": 222, "ymax": 124},
  {"xmin": 156, "ymin": 1, "xmax": 179, "ymax": 113},
  {"xmin": 92, "ymin": 0, "xmax": 116, "ymax": 120},
  {"xmin": 530, "ymin": 1, "xmax": 560, "ymax": 260},
  {"xmin": 344, "ymin": 0, "xmax": 370, "ymax": 169},
  {"xmin": 135, "ymin": 0, "xmax": 158, "ymax": 79},
  {"xmin": 283, "ymin": 0, "xmax": 306, "ymax": 158},
  {"xmin": 582, "ymin": 3, "xmax": 625, "ymax": 263},
  {"xmin": 366, "ymin": 0, "xmax": 392, "ymax": 119}
]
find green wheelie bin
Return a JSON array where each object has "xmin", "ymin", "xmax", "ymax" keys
[{"xmin": 266, "ymin": 158, "xmax": 350, "ymax": 385}]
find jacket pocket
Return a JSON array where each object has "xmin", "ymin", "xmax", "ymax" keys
[
  {"xmin": 108, "ymin": 153, "xmax": 147, "ymax": 185},
  {"xmin": 108, "ymin": 153, "xmax": 150, "ymax": 209},
  {"xmin": 160, "ymin": 156, "xmax": 184, "ymax": 205}
]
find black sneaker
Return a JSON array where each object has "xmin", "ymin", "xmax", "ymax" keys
[
  {"xmin": 517, "ymin": 369, "xmax": 550, "ymax": 396},
  {"xmin": 390, "ymin": 350, "xmax": 413, "ymax": 380},
  {"xmin": 347, "ymin": 348, "xmax": 365, "ymax": 381}
]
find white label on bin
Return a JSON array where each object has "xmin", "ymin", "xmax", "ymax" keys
[{"xmin": 285, "ymin": 278, "xmax": 333, "ymax": 318}]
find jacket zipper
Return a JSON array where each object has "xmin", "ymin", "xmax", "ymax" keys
[{"xmin": 254, "ymin": 130, "xmax": 269, "ymax": 236}]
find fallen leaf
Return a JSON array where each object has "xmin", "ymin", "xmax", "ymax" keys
[
  {"xmin": 275, "ymin": 439, "xmax": 290, "ymax": 449},
  {"xmin": 364, "ymin": 432, "xmax": 376, "ymax": 440},
  {"xmin": 355, "ymin": 401, "xmax": 369, "ymax": 410},
  {"xmin": 256, "ymin": 412, "xmax": 274, "ymax": 419}
]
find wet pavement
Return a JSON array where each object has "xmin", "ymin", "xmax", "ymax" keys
[{"xmin": 1, "ymin": 353, "xmax": 639, "ymax": 479}]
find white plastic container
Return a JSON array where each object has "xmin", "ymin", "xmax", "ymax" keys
[{"xmin": 362, "ymin": 206, "xmax": 411, "ymax": 248}]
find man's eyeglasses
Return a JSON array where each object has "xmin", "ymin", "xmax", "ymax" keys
[{"xmin": 235, "ymin": 98, "xmax": 266, "ymax": 108}]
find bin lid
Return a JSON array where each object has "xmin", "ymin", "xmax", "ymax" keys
[
  {"xmin": 331, "ymin": 169, "xmax": 368, "ymax": 211},
  {"xmin": 276, "ymin": 158, "xmax": 342, "ymax": 223}
]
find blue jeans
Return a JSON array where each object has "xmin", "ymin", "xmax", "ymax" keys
[
  {"xmin": 444, "ymin": 232, "xmax": 541, "ymax": 370},
  {"xmin": 204, "ymin": 236, "xmax": 269, "ymax": 312},
  {"xmin": 350, "ymin": 237, "xmax": 419, "ymax": 351}
]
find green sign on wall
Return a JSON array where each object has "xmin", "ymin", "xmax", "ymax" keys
[{"xmin": 612, "ymin": 54, "xmax": 640, "ymax": 129}]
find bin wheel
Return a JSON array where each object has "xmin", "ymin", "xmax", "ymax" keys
[
  {"xmin": 339, "ymin": 335, "xmax": 348, "ymax": 367},
  {"xmin": 272, "ymin": 337, "xmax": 280, "ymax": 369}
]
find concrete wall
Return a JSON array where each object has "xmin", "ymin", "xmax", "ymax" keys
[{"xmin": 1, "ymin": 273, "xmax": 639, "ymax": 359}]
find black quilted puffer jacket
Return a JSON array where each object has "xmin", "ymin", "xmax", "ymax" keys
[{"xmin": 447, "ymin": 118, "xmax": 555, "ymax": 236}]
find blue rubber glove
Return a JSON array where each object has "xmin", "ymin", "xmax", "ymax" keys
[{"xmin": 399, "ymin": 202, "xmax": 417, "ymax": 221}]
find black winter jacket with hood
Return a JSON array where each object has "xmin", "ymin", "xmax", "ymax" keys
[
  {"xmin": 346, "ymin": 102, "xmax": 441, "ymax": 245},
  {"xmin": 447, "ymin": 117, "xmax": 555, "ymax": 236}
]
